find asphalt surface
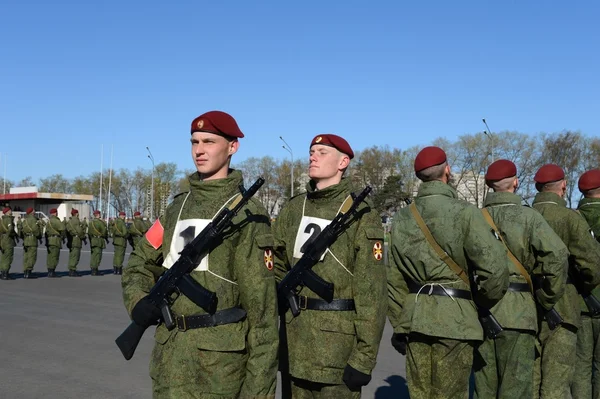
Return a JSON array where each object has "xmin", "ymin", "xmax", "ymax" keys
[{"xmin": 0, "ymin": 244, "xmax": 407, "ymax": 398}]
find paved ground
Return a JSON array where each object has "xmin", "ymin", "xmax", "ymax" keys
[{"xmin": 0, "ymin": 244, "xmax": 408, "ymax": 398}]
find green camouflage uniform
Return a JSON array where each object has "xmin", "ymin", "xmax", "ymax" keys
[
  {"xmin": 112, "ymin": 217, "xmax": 128, "ymax": 270},
  {"xmin": 0, "ymin": 215, "xmax": 17, "ymax": 273},
  {"xmin": 128, "ymin": 217, "xmax": 149, "ymax": 250},
  {"xmin": 273, "ymin": 178, "xmax": 387, "ymax": 398},
  {"xmin": 573, "ymin": 197, "xmax": 600, "ymax": 399},
  {"xmin": 45, "ymin": 215, "xmax": 65, "ymax": 271},
  {"xmin": 88, "ymin": 217, "xmax": 107, "ymax": 271},
  {"xmin": 474, "ymin": 192, "xmax": 568, "ymax": 399},
  {"xmin": 387, "ymin": 181, "xmax": 510, "ymax": 399},
  {"xmin": 532, "ymin": 192, "xmax": 600, "ymax": 399},
  {"xmin": 66, "ymin": 216, "xmax": 86, "ymax": 271},
  {"xmin": 122, "ymin": 170, "xmax": 278, "ymax": 398},
  {"xmin": 20, "ymin": 214, "xmax": 42, "ymax": 272}
]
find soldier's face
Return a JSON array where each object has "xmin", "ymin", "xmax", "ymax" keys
[
  {"xmin": 308, "ymin": 145, "xmax": 349, "ymax": 181},
  {"xmin": 191, "ymin": 132, "xmax": 238, "ymax": 180}
]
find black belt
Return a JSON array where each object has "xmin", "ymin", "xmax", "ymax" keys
[
  {"xmin": 175, "ymin": 307, "xmax": 247, "ymax": 331},
  {"xmin": 507, "ymin": 282, "xmax": 530, "ymax": 292},
  {"xmin": 297, "ymin": 296, "xmax": 355, "ymax": 311},
  {"xmin": 582, "ymin": 312, "xmax": 594, "ymax": 317},
  {"xmin": 408, "ymin": 282, "xmax": 472, "ymax": 300}
]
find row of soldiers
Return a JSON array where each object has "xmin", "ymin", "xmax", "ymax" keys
[
  {"xmin": 119, "ymin": 110, "xmax": 600, "ymax": 398},
  {"xmin": 0, "ymin": 207, "xmax": 151, "ymax": 279}
]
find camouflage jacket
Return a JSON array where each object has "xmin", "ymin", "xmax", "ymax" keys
[
  {"xmin": 89, "ymin": 218, "xmax": 108, "ymax": 249},
  {"xmin": 122, "ymin": 170, "xmax": 278, "ymax": 397},
  {"xmin": 21, "ymin": 214, "xmax": 42, "ymax": 247},
  {"xmin": 273, "ymin": 178, "xmax": 387, "ymax": 384},
  {"xmin": 387, "ymin": 181, "xmax": 509, "ymax": 341},
  {"xmin": 66, "ymin": 216, "xmax": 86, "ymax": 248},
  {"xmin": 0, "ymin": 215, "xmax": 17, "ymax": 249},
  {"xmin": 483, "ymin": 192, "xmax": 568, "ymax": 332},
  {"xmin": 577, "ymin": 197, "xmax": 600, "ymax": 313},
  {"xmin": 128, "ymin": 218, "xmax": 148, "ymax": 238},
  {"xmin": 533, "ymin": 192, "xmax": 600, "ymax": 326},
  {"xmin": 46, "ymin": 215, "xmax": 65, "ymax": 248},
  {"xmin": 112, "ymin": 218, "xmax": 128, "ymax": 247}
]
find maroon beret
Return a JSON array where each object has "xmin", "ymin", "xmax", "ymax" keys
[
  {"xmin": 133, "ymin": 211, "xmax": 141, "ymax": 216},
  {"xmin": 26, "ymin": 207, "xmax": 34, "ymax": 214},
  {"xmin": 191, "ymin": 111, "xmax": 244, "ymax": 138},
  {"xmin": 118, "ymin": 211, "xmax": 126, "ymax": 216},
  {"xmin": 49, "ymin": 208, "xmax": 58, "ymax": 215},
  {"xmin": 485, "ymin": 159, "xmax": 517, "ymax": 182},
  {"xmin": 414, "ymin": 146, "xmax": 447, "ymax": 173},
  {"xmin": 534, "ymin": 164, "xmax": 565, "ymax": 184},
  {"xmin": 2, "ymin": 207, "xmax": 10, "ymax": 214},
  {"xmin": 71, "ymin": 209, "xmax": 79, "ymax": 215},
  {"xmin": 93, "ymin": 210, "xmax": 101, "ymax": 216},
  {"xmin": 579, "ymin": 169, "xmax": 600, "ymax": 192},
  {"xmin": 310, "ymin": 134, "xmax": 354, "ymax": 159}
]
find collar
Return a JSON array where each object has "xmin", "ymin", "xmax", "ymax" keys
[
  {"xmin": 416, "ymin": 180, "xmax": 458, "ymax": 199},
  {"xmin": 533, "ymin": 192, "xmax": 567, "ymax": 207},
  {"xmin": 484, "ymin": 191, "xmax": 521, "ymax": 207}
]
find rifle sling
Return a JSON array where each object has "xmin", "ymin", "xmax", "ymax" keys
[
  {"xmin": 481, "ymin": 208, "xmax": 533, "ymax": 293},
  {"xmin": 409, "ymin": 202, "xmax": 470, "ymax": 286}
]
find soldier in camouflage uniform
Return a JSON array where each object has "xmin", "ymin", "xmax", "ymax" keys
[
  {"xmin": 572, "ymin": 169, "xmax": 600, "ymax": 399},
  {"xmin": 112, "ymin": 211, "xmax": 129, "ymax": 275},
  {"xmin": 473, "ymin": 160, "xmax": 568, "ymax": 399},
  {"xmin": 387, "ymin": 146, "xmax": 510, "ymax": 399},
  {"xmin": 273, "ymin": 134, "xmax": 387, "ymax": 398},
  {"xmin": 0, "ymin": 206, "xmax": 18, "ymax": 280},
  {"xmin": 20, "ymin": 207, "xmax": 42, "ymax": 279},
  {"xmin": 88, "ymin": 210, "xmax": 107, "ymax": 276},
  {"xmin": 532, "ymin": 164, "xmax": 600, "ymax": 399},
  {"xmin": 128, "ymin": 211, "xmax": 148, "ymax": 250},
  {"xmin": 45, "ymin": 208, "xmax": 65, "ymax": 278},
  {"xmin": 66, "ymin": 209, "xmax": 85, "ymax": 277},
  {"xmin": 122, "ymin": 110, "xmax": 278, "ymax": 398}
]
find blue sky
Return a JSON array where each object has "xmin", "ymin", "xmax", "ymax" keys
[{"xmin": 1, "ymin": 1, "xmax": 599, "ymax": 182}]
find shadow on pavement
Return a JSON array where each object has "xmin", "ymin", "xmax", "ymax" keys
[
  {"xmin": 374, "ymin": 375, "xmax": 410, "ymax": 398},
  {"xmin": 3, "ymin": 268, "xmax": 118, "ymax": 279}
]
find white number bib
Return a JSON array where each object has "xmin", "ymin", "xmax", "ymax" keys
[
  {"xmin": 293, "ymin": 216, "xmax": 332, "ymax": 260},
  {"xmin": 163, "ymin": 219, "xmax": 211, "ymax": 271}
]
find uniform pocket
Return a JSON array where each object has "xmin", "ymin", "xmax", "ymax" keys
[
  {"xmin": 255, "ymin": 233, "xmax": 274, "ymax": 249},
  {"xmin": 364, "ymin": 227, "xmax": 384, "ymax": 241}
]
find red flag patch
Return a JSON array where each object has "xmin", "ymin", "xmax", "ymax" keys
[{"xmin": 146, "ymin": 219, "xmax": 164, "ymax": 250}]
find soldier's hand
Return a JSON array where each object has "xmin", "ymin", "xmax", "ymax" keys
[
  {"xmin": 391, "ymin": 333, "xmax": 408, "ymax": 355},
  {"xmin": 131, "ymin": 297, "xmax": 162, "ymax": 328},
  {"xmin": 342, "ymin": 365, "xmax": 371, "ymax": 391}
]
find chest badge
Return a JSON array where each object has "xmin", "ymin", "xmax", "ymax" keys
[
  {"xmin": 373, "ymin": 241, "xmax": 383, "ymax": 261},
  {"xmin": 264, "ymin": 249, "xmax": 274, "ymax": 270}
]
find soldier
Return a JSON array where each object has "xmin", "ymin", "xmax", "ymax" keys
[
  {"xmin": 66, "ymin": 209, "xmax": 85, "ymax": 277},
  {"xmin": 112, "ymin": 211, "xmax": 128, "ymax": 275},
  {"xmin": 273, "ymin": 134, "xmax": 387, "ymax": 398},
  {"xmin": 0, "ymin": 206, "xmax": 18, "ymax": 280},
  {"xmin": 20, "ymin": 207, "xmax": 42, "ymax": 279},
  {"xmin": 82, "ymin": 217, "xmax": 88, "ymax": 236},
  {"xmin": 127, "ymin": 211, "xmax": 148, "ymax": 250},
  {"xmin": 532, "ymin": 164, "xmax": 600, "ymax": 398},
  {"xmin": 122, "ymin": 110, "xmax": 278, "ymax": 397},
  {"xmin": 387, "ymin": 146, "xmax": 510, "ymax": 399},
  {"xmin": 473, "ymin": 160, "xmax": 568, "ymax": 398},
  {"xmin": 45, "ymin": 208, "xmax": 65, "ymax": 278},
  {"xmin": 88, "ymin": 210, "xmax": 107, "ymax": 276},
  {"xmin": 572, "ymin": 169, "xmax": 600, "ymax": 398}
]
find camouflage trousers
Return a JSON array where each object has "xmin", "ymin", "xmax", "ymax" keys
[
  {"xmin": 150, "ymin": 331, "xmax": 248, "ymax": 398},
  {"xmin": 90, "ymin": 245, "xmax": 103, "ymax": 269},
  {"xmin": 0, "ymin": 245, "xmax": 14, "ymax": 272},
  {"xmin": 113, "ymin": 244, "xmax": 126, "ymax": 267},
  {"xmin": 289, "ymin": 377, "xmax": 359, "ymax": 399},
  {"xmin": 46, "ymin": 245, "xmax": 60, "ymax": 269},
  {"xmin": 406, "ymin": 333, "xmax": 475, "ymax": 399},
  {"xmin": 533, "ymin": 322, "xmax": 578, "ymax": 399},
  {"xmin": 571, "ymin": 315, "xmax": 600, "ymax": 399},
  {"xmin": 473, "ymin": 329, "xmax": 536, "ymax": 399},
  {"xmin": 68, "ymin": 247, "xmax": 81, "ymax": 270},
  {"xmin": 23, "ymin": 245, "xmax": 38, "ymax": 271}
]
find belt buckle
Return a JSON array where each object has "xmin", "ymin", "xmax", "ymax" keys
[
  {"xmin": 299, "ymin": 295, "xmax": 308, "ymax": 310},
  {"xmin": 177, "ymin": 316, "xmax": 187, "ymax": 332}
]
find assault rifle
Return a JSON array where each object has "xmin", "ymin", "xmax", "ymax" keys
[
  {"xmin": 277, "ymin": 186, "xmax": 372, "ymax": 317},
  {"xmin": 115, "ymin": 177, "xmax": 265, "ymax": 360}
]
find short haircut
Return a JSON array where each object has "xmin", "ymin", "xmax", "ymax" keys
[
  {"xmin": 535, "ymin": 180, "xmax": 563, "ymax": 193},
  {"xmin": 416, "ymin": 162, "xmax": 447, "ymax": 182},
  {"xmin": 489, "ymin": 176, "xmax": 516, "ymax": 192},
  {"xmin": 583, "ymin": 187, "xmax": 600, "ymax": 197}
]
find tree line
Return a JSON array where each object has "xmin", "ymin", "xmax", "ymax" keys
[{"xmin": 1, "ymin": 130, "xmax": 598, "ymax": 218}]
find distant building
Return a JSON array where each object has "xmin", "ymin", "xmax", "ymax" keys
[{"xmin": 0, "ymin": 186, "xmax": 93, "ymax": 221}]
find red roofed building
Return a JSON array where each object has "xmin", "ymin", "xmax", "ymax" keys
[{"xmin": 0, "ymin": 186, "xmax": 93, "ymax": 221}]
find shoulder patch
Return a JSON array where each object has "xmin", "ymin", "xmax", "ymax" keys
[
  {"xmin": 264, "ymin": 249, "xmax": 274, "ymax": 271},
  {"xmin": 373, "ymin": 241, "xmax": 383, "ymax": 261},
  {"xmin": 146, "ymin": 219, "xmax": 164, "ymax": 250}
]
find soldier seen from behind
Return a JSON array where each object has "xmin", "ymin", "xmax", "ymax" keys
[
  {"xmin": 89, "ymin": 210, "xmax": 108, "ymax": 276},
  {"xmin": 0, "ymin": 206, "xmax": 18, "ymax": 280},
  {"xmin": 45, "ymin": 208, "xmax": 65, "ymax": 278},
  {"xmin": 66, "ymin": 209, "xmax": 85, "ymax": 277},
  {"xmin": 20, "ymin": 207, "xmax": 42, "ymax": 279},
  {"xmin": 112, "ymin": 211, "xmax": 129, "ymax": 275},
  {"xmin": 127, "ymin": 211, "xmax": 148, "ymax": 250}
]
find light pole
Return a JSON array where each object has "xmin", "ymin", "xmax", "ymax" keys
[
  {"xmin": 482, "ymin": 118, "xmax": 495, "ymax": 162},
  {"xmin": 146, "ymin": 147, "xmax": 155, "ymax": 221},
  {"xmin": 279, "ymin": 136, "xmax": 294, "ymax": 197}
]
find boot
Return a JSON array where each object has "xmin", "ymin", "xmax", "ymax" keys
[
  {"xmin": 0, "ymin": 271, "xmax": 8, "ymax": 280},
  {"xmin": 47, "ymin": 269, "xmax": 59, "ymax": 278},
  {"xmin": 68, "ymin": 270, "xmax": 81, "ymax": 277},
  {"xmin": 23, "ymin": 270, "xmax": 38, "ymax": 279},
  {"xmin": 91, "ymin": 269, "xmax": 103, "ymax": 276},
  {"xmin": 116, "ymin": 267, "xmax": 123, "ymax": 275},
  {"xmin": 113, "ymin": 267, "xmax": 117, "ymax": 274}
]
